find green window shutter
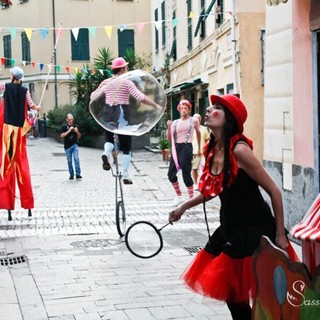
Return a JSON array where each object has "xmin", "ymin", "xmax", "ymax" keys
[
  {"xmin": 21, "ymin": 32, "xmax": 31, "ymax": 63},
  {"xmin": 155, "ymin": 9, "xmax": 159, "ymax": 52},
  {"xmin": 170, "ymin": 10, "xmax": 177, "ymax": 60},
  {"xmin": 161, "ymin": 1, "xmax": 166, "ymax": 48},
  {"xmin": 187, "ymin": 0, "xmax": 192, "ymax": 52},
  {"xmin": 3, "ymin": 35, "xmax": 12, "ymax": 67},
  {"xmin": 118, "ymin": 29, "xmax": 134, "ymax": 57},
  {"xmin": 71, "ymin": 28, "xmax": 90, "ymax": 61}
]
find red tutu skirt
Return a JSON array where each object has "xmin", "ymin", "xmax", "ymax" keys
[{"xmin": 181, "ymin": 243, "xmax": 299, "ymax": 304}]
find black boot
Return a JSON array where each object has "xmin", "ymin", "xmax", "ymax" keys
[{"xmin": 227, "ymin": 302, "xmax": 252, "ymax": 320}]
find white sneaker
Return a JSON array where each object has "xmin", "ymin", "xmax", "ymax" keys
[{"xmin": 172, "ymin": 195, "xmax": 185, "ymax": 207}]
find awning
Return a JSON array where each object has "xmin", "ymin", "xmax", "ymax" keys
[
  {"xmin": 291, "ymin": 194, "xmax": 320, "ymax": 242},
  {"xmin": 170, "ymin": 79, "xmax": 202, "ymax": 94},
  {"xmin": 266, "ymin": 0, "xmax": 288, "ymax": 6},
  {"xmin": 194, "ymin": 0, "xmax": 216, "ymax": 37}
]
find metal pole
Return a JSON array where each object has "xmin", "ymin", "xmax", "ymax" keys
[
  {"xmin": 230, "ymin": 0, "xmax": 238, "ymax": 94},
  {"xmin": 52, "ymin": 0, "xmax": 58, "ymax": 107}
]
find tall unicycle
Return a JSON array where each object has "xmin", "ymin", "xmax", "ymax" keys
[{"xmin": 113, "ymin": 134, "xmax": 126, "ymax": 237}]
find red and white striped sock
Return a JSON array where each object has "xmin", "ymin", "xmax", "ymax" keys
[
  {"xmin": 172, "ymin": 182, "xmax": 182, "ymax": 196},
  {"xmin": 187, "ymin": 186, "xmax": 194, "ymax": 198}
]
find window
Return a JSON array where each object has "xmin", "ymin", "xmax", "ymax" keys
[
  {"xmin": 195, "ymin": 0, "xmax": 215, "ymax": 37},
  {"xmin": 226, "ymin": 83, "xmax": 234, "ymax": 94},
  {"xmin": 187, "ymin": 0, "xmax": 192, "ymax": 51},
  {"xmin": 21, "ymin": 32, "xmax": 31, "ymax": 63},
  {"xmin": 161, "ymin": 1, "xmax": 166, "ymax": 48},
  {"xmin": 71, "ymin": 28, "xmax": 89, "ymax": 61},
  {"xmin": 3, "ymin": 35, "xmax": 12, "ymax": 67},
  {"xmin": 19, "ymin": 0, "xmax": 29, "ymax": 4},
  {"xmin": 216, "ymin": 0, "xmax": 224, "ymax": 27},
  {"xmin": 170, "ymin": 10, "xmax": 177, "ymax": 60},
  {"xmin": 118, "ymin": 29, "xmax": 134, "ymax": 57},
  {"xmin": 154, "ymin": 9, "xmax": 159, "ymax": 52},
  {"xmin": 200, "ymin": 0, "xmax": 206, "ymax": 39}
]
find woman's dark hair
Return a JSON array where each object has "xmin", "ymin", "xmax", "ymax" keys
[
  {"xmin": 205, "ymin": 105, "xmax": 238, "ymax": 189},
  {"xmin": 112, "ymin": 68, "xmax": 122, "ymax": 75},
  {"xmin": 11, "ymin": 76, "xmax": 21, "ymax": 84}
]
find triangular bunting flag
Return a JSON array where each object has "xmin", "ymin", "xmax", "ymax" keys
[
  {"xmin": 55, "ymin": 28, "xmax": 63, "ymax": 41},
  {"xmin": 172, "ymin": 18, "xmax": 180, "ymax": 27},
  {"xmin": 189, "ymin": 11, "xmax": 195, "ymax": 18},
  {"xmin": 136, "ymin": 23, "xmax": 145, "ymax": 34},
  {"xmin": 40, "ymin": 64, "xmax": 44, "ymax": 71},
  {"xmin": 90, "ymin": 68, "xmax": 96, "ymax": 75},
  {"xmin": 74, "ymin": 67, "xmax": 79, "ymax": 74},
  {"xmin": 88, "ymin": 27, "xmax": 96, "ymax": 38},
  {"xmin": 119, "ymin": 24, "xmax": 127, "ymax": 32},
  {"xmin": 65, "ymin": 66, "xmax": 70, "ymax": 73},
  {"xmin": 56, "ymin": 65, "xmax": 61, "ymax": 73},
  {"xmin": 11, "ymin": 59, "xmax": 15, "ymax": 66},
  {"xmin": 1, "ymin": 58, "xmax": 5, "ymax": 65},
  {"xmin": 99, "ymin": 69, "xmax": 104, "ymax": 75},
  {"xmin": 71, "ymin": 28, "xmax": 80, "ymax": 41},
  {"xmin": 22, "ymin": 61, "xmax": 26, "ymax": 66},
  {"xmin": 10, "ymin": 28, "xmax": 17, "ymax": 40},
  {"xmin": 104, "ymin": 26, "xmax": 113, "ymax": 39},
  {"xmin": 154, "ymin": 21, "xmax": 162, "ymax": 30},
  {"xmin": 24, "ymin": 28, "xmax": 33, "ymax": 42},
  {"xmin": 39, "ymin": 28, "xmax": 49, "ymax": 40},
  {"xmin": 32, "ymin": 62, "xmax": 36, "ymax": 68}
]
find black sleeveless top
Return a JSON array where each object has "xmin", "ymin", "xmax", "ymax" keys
[
  {"xmin": 205, "ymin": 169, "xmax": 277, "ymax": 258},
  {"xmin": 4, "ymin": 83, "xmax": 28, "ymax": 127}
]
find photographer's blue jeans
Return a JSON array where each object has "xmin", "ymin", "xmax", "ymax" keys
[{"xmin": 65, "ymin": 144, "xmax": 81, "ymax": 177}]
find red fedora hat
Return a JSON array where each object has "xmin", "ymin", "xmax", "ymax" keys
[{"xmin": 210, "ymin": 94, "xmax": 247, "ymax": 133}]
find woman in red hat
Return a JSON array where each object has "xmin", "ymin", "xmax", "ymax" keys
[{"xmin": 168, "ymin": 94, "xmax": 299, "ymax": 319}]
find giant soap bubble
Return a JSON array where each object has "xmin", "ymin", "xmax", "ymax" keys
[{"xmin": 89, "ymin": 70, "xmax": 166, "ymax": 136}]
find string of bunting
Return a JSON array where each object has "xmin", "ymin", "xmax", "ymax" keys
[
  {"xmin": 0, "ymin": 56, "xmax": 110, "ymax": 76},
  {"xmin": 0, "ymin": 10, "xmax": 232, "ymax": 75}
]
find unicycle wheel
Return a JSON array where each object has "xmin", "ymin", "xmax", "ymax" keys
[{"xmin": 116, "ymin": 200, "xmax": 126, "ymax": 237}]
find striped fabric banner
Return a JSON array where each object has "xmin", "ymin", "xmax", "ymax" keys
[{"xmin": 291, "ymin": 194, "xmax": 320, "ymax": 242}]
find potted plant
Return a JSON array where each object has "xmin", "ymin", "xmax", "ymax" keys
[{"xmin": 159, "ymin": 137, "xmax": 170, "ymax": 161}]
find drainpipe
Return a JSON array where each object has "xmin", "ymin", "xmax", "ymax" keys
[{"xmin": 230, "ymin": 0, "xmax": 238, "ymax": 95}]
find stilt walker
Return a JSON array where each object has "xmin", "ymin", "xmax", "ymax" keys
[{"xmin": 0, "ymin": 67, "xmax": 41, "ymax": 220}]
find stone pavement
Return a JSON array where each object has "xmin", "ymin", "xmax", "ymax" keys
[
  {"xmin": 0, "ymin": 137, "xmax": 230, "ymax": 320},
  {"xmin": 0, "ymin": 137, "xmax": 301, "ymax": 320}
]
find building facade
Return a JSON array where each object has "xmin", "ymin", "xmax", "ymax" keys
[
  {"xmin": 264, "ymin": 0, "xmax": 320, "ymax": 228},
  {"xmin": 0, "ymin": 0, "xmax": 152, "ymax": 116},
  {"xmin": 152, "ymin": 0, "xmax": 266, "ymax": 161}
]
